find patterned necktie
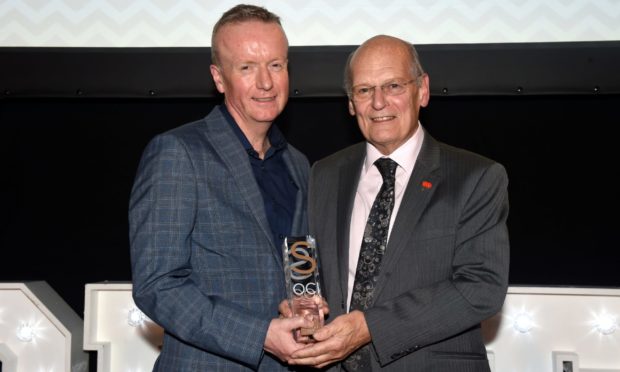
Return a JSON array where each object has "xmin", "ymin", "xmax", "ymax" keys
[{"xmin": 343, "ymin": 157, "xmax": 398, "ymax": 372}]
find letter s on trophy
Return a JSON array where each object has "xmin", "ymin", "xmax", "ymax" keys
[{"xmin": 283, "ymin": 235, "xmax": 324, "ymax": 341}]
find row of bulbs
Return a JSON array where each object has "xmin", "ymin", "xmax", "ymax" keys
[
  {"xmin": 511, "ymin": 311, "xmax": 617, "ymax": 335},
  {"xmin": 11, "ymin": 308, "xmax": 618, "ymax": 343}
]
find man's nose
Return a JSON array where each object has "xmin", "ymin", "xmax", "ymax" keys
[
  {"xmin": 371, "ymin": 87, "xmax": 387, "ymax": 110},
  {"xmin": 256, "ymin": 66, "xmax": 273, "ymax": 90}
]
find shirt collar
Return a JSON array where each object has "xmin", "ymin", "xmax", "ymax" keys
[
  {"xmin": 220, "ymin": 105, "xmax": 287, "ymax": 157},
  {"xmin": 364, "ymin": 122, "xmax": 425, "ymax": 174}
]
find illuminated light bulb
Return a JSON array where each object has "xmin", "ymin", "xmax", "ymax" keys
[
  {"xmin": 16, "ymin": 322, "xmax": 35, "ymax": 342},
  {"xmin": 513, "ymin": 313, "xmax": 534, "ymax": 333},
  {"xmin": 594, "ymin": 313, "xmax": 617, "ymax": 335},
  {"xmin": 128, "ymin": 307, "xmax": 146, "ymax": 327}
]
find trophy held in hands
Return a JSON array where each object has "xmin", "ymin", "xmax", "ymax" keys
[{"xmin": 283, "ymin": 235, "xmax": 324, "ymax": 341}]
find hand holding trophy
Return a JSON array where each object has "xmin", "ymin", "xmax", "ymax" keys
[{"xmin": 283, "ymin": 236, "xmax": 324, "ymax": 342}]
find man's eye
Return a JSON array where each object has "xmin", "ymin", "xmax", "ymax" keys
[
  {"xmin": 357, "ymin": 87, "xmax": 370, "ymax": 95},
  {"xmin": 271, "ymin": 63, "xmax": 283, "ymax": 71}
]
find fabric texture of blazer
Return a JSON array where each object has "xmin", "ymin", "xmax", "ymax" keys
[
  {"xmin": 129, "ymin": 105, "xmax": 309, "ymax": 371},
  {"xmin": 308, "ymin": 130, "xmax": 509, "ymax": 372}
]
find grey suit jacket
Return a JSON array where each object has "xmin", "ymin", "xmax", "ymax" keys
[
  {"xmin": 309, "ymin": 131, "xmax": 509, "ymax": 372},
  {"xmin": 129, "ymin": 105, "xmax": 309, "ymax": 371}
]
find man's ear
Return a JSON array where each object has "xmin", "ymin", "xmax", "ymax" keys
[
  {"xmin": 418, "ymin": 74, "xmax": 430, "ymax": 107},
  {"xmin": 348, "ymin": 99, "xmax": 356, "ymax": 116},
  {"xmin": 210, "ymin": 64, "xmax": 225, "ymax": 94}
]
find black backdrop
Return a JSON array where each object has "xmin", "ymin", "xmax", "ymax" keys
[
  {"xmin": 1, "ymin": 43, "xmax": 620, "ymax": 322},
  {"xmin": 2, "ymin": 94, "xmax": 619, "ymax": 318}
]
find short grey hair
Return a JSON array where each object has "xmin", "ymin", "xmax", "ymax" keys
[{"xmin": 211, "ymin": 4, "xmax": 285, "ymax": 66}]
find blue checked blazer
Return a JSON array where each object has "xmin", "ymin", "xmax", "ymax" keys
[{"xmin": 129, "ymin": 105, "xmax": 309, "ymax": 371}]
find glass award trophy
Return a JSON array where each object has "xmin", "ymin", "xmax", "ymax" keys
[{"xmin": 283, "ymin": 235, "xmax": 324, "ymax": 341}]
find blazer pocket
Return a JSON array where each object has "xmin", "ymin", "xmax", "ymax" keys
[{"xmin": 430, "ymin": 351, "xmax": 488, "ymax": 361}]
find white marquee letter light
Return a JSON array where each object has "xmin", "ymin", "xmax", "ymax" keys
[
  {"xmin": 84, "ymin": 283, "xmax": 163, "ymax": 372},
  {"xmin": 484, "ymin": 287, "xmax": 620, "ymax": 372},
  {"xmin": 0, "ymin": 282, "xmax": 88, "ymax": 372}
]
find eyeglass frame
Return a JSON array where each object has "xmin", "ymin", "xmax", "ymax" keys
[{"xmin": 348, "ymin": 78, "xmax": 422, "ymax": 101}]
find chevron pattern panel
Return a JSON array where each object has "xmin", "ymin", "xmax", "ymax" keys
[{"xmin": 1, "ymin": 0, "xmax": 619, "ymax": 47}]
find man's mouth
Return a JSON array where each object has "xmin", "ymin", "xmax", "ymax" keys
[
  {"xmin": 371, "ymin": 115, "xmax": 396, "ymax": 122},
  {"xmin": 254, "ymin": 96, "xmax": 276, "ymax": 102}
]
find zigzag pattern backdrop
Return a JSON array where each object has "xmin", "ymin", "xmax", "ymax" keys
[{"xmin": 1, "ymin": 0, "xmax": 619, "ymax": 47}]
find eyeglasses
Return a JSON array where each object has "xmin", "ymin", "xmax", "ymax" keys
[{"xmin": 350, "ymin": 79, "xmax": 416, "ymax": 101}]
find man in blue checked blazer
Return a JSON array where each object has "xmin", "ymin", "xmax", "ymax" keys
[{"xmin": 129, "ymin": 5, "xmax": 313, "ymax": 371}]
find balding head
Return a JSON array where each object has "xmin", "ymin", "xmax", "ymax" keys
[{"xmin": 344, "ymin": 35, "xmax": 425, "ymax": 96}]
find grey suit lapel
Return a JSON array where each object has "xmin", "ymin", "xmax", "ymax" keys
[
  {"xmin": 203, "ymin": 108, "xmax": 277, "ymax": 256},
  {"xmin": 373, "ymin": 134, "xmax": 441, "ymax": 298},
  {"xmin": 337, "ymin": 145, "xmax": 365, "ymax": 303}
]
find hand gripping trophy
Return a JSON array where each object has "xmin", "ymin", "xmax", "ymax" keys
[{"xmin": 283, "ymin": 235, "xmax": 324, "ymax": 341}]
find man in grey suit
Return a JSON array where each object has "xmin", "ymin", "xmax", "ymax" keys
[
  {"xmin": 288, "ymin": 35, "xmax": 510, "ymax": 371},
  {"xmin": 129, "ymin": 4, "xmax": 313, "ymax": 371}
]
